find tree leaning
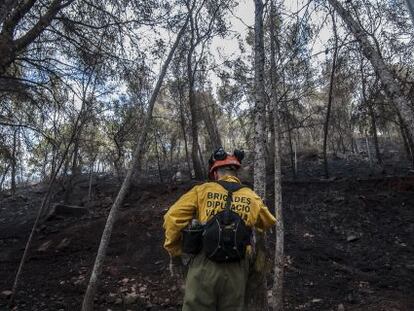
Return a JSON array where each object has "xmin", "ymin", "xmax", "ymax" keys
[
  {"xmin": 328, "ymin": 0, "xmax": 414, "ymax": 144},
  {"xmin": 81, "ymin": 13, "xmax": 191, "ymax": 311}
]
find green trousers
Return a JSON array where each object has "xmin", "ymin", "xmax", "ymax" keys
[{"xmin": 182, "ymin": 253, "xmax": 250, "ymax": 311}]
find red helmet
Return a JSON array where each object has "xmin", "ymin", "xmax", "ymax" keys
[
  {"xmin": 209, "ymin": 155, "xmax": 241, "ymax": 173},
  {"xmin": 208, "ymin": 147, "xmax": 244, "ymax": 180}
]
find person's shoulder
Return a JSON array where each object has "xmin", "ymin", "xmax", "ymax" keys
[{"xmin": 198, "ymin": 181, "xmax": 220, "ymax": 189}]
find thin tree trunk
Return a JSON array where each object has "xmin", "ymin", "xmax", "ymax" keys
[
  {"xmin": 360, "ymin": 60, "xmax": 382, "ymax": 165},
  {"xmin": 11, "ymin": 128, "xmax": 17, "ymax": 195},
  {"xmin": 368, "ymin": 103, "xmax": 382, "ymax": 164},
  {"xmin": 287, "ymin": 126, "xmax": 295, "ymax": 179},
  {"xmin": 201, "ymin": 95, "xmax": 223, "ymax": 150},
  {"xmin": 197, "ymin": 141, "xmax": 207, "ymax": 177},
  {"xmin": 180, "ymin": 105, "xmax": 192, "ymax": 178},
  {"xmin": 87, "ymin": 158, "xmax": 95, "ymax": 202},
  {"xmin": 328, "ymin": 0, "xmax": 414, "ymax": 142},
  {"xmin": 270, "ymin": 1, "xmax": 284, "ymax": 309},
  {"xmin": 248, "ymin": 1, "xmax": 268, "ymax": 310},
  {"xmin": 81, "ymin": 17, "xmax": 190, "ymax": 311},
  {"xmin": 366, "ymin": 136, "xmax": 373, "ymax": 169},
  {"xmin": 0, "ymin": 163, "xmax": 11, "ymax": 190},
  {"xmin": 186, "ymin": 12, "xmax": 204, "ymax": 180},
  {"xmin": 323, "ymin": 12, "xmax": 338, "ymax": 179},
  {"xmin": 398, "ymin": 114, "xmax": 414, "ymax": 167},
  {"xmin": 154, "ymin": 130, "xmax": 163, "ymax": 183},
  {"xmin": 294, "ymin": 140, "xmax": 297, "ymax": 177}
]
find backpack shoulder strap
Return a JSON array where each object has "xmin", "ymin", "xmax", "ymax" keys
[
  {"xmin": 215, "ymin": 181, "xmax": 245, "ymax": 211},
  {"xmin": 215, "ymin": 180, "xmax": 245, "ymax": 193}
]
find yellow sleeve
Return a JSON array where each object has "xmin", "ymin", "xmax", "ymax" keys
[
  {"xmin": 254, "ymin": 194, "xmax": 276, "ymax": 231},
  {"xmin": 163, "ymin": 186, "xmax": 198, "ymax": 257}
]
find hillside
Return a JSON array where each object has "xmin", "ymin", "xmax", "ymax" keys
[{"xmin": 1, "ymin": 167, "xmax": 413, "ymax": 310}]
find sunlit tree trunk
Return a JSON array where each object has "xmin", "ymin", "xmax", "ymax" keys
[
  {"xmin": 270, "ymin": 1, "xmax": 284, "ymax": 309},
  {"xmin": 247, "ymin": 1, "xmax": 268, "ymax": 310},
  {"xmin": 253, "ymin": 0, "xmax": 267, "ymax": 200},
  {"xmin": 187, "ymin": 11, "xmax": 204, "ymax": 180}
]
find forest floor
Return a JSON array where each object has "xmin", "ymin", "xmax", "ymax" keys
[{"xmin": 0, "ymin": 157, "xmax": 414, "ymax": 311}]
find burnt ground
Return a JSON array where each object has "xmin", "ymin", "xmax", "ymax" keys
[{"xmin": 0, "ymin": 159, "xmax": 414, "ymax": 311}]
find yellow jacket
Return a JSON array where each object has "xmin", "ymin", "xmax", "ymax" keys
[{"xmin": 163, "ymin": 175, "xmax": 276, "ymax": 257}]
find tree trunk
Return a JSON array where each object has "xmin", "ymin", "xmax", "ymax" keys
[
  {"xmin": 270, "ymin": 1, "xmax": 284, "ymax": 309},
  {"xmin": 328, "ymin": 0, "xmax": 414, "ymax": 142},
  {"xmin": 186, "ymin": 12, "xmax": 204, "ymax": 180},
  {"xmin": 368, "ymin": 103, "xmax": 382, "ymax": 164},
  {"xmin": 398, "ymin": 113, "xmax": 414, "ymax": 167},
  {"xmin": 253, "ymin": 0, "xmax": 267, "ymax": 200},
  {"xmin": 366, "ymin": 136, "xmax": 373, "ymax": 169},
  {"xmin": 360, "ymin": 59, "xmax": 382, "ymax": 165},
  {"xmin": 0, "ymin": 164, "xmax": 11, "ymax": 190},
  {"xmin": 323, "ymin": 12, "xmax": 338, "ymax": 179},
  {"xmin": 154, "ymin": 130, "xmax": 164, "ymax": 183},
  {"xmin": 201, "ymin": 94, "xmax": 223, "ymax": 150},
  {"xmin": 287, "ymin": 126, "xmax": 296, "ymax": 179},
  {"xmin": 11, "ymin": 128, "xmax": 17, "ymax": 195},
  {"xmin": 179, "ymin": 97, "xmax": 193, "ymax": 178},
  {"xmin": 87, "ymin": 158, "xmax": 95, "ymax": 202},
  {"xmin": 405, "ymin": 0, "xmax": 414, "ymax": 25},
  {"xmin": 81, "ymin": 16, "xmax": 190, "ymax": 311},
  {"xmin": 247, "ymin": 1, "xmax": 268, "ymax": 310}
]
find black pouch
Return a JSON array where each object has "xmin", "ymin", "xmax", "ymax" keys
[{"xmin": 182, "ymin": 225, "xmax": 204, "ymax": 255}]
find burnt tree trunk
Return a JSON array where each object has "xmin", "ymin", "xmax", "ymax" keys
[
  {"xmin": 11, "ymin": 128, "xmax": 17, "ymax": 195},
  {"xmin": 398, "ymin": 113, "xmax": 414, "ymax": 167},
  {"xmin": 368, "ymin": 103, "xmax": 382, "ymax": 164},
  {"xmin": 323, "ymin": 11, "xmax": 338, "ymax": 179}
]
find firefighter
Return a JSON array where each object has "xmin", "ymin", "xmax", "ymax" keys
[{"xmin": 163, "ymin": 147, "xmax": 276, "ymax": 311}]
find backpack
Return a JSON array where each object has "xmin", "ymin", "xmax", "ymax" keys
[{"xmin": 202, "ymin": 181, "xmax": 252, "ymax": 263}]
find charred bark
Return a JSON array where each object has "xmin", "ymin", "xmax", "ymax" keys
[{"xmin": 323, "ymin": 12, "xmax": 338, "ymax": 179}]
